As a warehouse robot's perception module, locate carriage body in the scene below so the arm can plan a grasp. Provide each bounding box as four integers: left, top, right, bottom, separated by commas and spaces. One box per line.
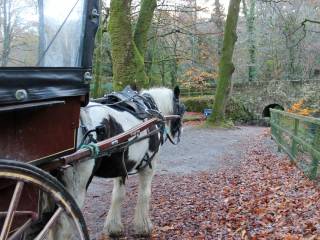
0, 73, 85, 165
0, 1, 99, 239
0, 0, 99, 165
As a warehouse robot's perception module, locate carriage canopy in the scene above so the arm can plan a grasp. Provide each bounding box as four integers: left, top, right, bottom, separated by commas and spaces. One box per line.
0, 0, 99, 105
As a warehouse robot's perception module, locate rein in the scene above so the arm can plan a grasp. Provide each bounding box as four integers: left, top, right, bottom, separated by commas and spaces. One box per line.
78, 89, 183, 178
165, 129, 181, 145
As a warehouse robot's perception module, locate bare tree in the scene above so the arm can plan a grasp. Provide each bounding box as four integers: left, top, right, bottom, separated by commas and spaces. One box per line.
243, 0, 256, 81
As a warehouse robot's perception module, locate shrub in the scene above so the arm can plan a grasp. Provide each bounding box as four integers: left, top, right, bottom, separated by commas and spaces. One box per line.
181, 95, 254, 123
226, 97, 254, 123
287, 99, 316, 116
181, 95, 214, 112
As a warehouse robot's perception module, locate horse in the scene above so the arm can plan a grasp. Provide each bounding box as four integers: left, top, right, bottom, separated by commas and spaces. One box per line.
54, 86, 185, 238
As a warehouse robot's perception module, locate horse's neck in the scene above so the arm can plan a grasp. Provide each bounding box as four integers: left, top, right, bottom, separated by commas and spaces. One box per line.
143, 88, 173, 115
77, 104, 107, 146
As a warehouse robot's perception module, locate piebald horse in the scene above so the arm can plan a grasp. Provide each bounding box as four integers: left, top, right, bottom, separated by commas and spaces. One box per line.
55, 86, 185, 238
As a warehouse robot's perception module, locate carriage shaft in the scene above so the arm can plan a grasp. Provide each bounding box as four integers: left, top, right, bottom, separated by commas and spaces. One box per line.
38, 115, 180, 171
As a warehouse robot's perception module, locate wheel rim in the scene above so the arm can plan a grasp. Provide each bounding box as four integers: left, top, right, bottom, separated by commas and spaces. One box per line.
0, 161, 89, 240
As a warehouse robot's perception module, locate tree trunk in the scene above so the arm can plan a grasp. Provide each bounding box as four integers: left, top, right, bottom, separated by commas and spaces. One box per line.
109, 0, 156, 90
134, 0, 157, 57
243, 0, 256, 82
92, 23, 104, 98
208, 0, 241, 124
288, 45, 295, 79
213, 0, 224, 57
2, 0, 11, 66
109, 0, 138, 90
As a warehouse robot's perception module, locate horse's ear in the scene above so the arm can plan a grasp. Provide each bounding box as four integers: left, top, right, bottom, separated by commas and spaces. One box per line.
130, 83, 139, 92
173, 86, 180, 99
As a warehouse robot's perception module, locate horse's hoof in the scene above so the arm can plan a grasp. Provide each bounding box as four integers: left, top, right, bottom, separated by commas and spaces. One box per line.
98, 233, 109, 240
104, 221, 124, 237
134, 220, 153, 237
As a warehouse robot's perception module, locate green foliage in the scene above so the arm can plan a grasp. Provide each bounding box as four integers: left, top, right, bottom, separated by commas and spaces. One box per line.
226, 97, 254, 123
182, 96, 214, 112
181, 95, 253, 123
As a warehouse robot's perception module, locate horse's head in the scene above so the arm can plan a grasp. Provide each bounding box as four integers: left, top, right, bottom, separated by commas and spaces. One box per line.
142, 86, 185, 143
169, 86, 185, 141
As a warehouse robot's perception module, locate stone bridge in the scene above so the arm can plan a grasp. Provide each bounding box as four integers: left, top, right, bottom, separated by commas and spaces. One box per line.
231, 79, 320, 118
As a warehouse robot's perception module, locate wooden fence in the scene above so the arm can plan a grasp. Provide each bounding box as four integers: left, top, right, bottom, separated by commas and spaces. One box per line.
270, 109, 320, 180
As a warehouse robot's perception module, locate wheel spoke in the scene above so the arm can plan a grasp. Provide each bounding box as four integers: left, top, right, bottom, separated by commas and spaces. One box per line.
34, 207, 63, 240
0, 211, 38, 220
0, 181, 24, 240
8, 218, 32, 240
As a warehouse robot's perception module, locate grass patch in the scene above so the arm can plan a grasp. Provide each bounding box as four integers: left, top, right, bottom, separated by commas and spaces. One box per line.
197, 119, 235, 129
183, 114, 203, 122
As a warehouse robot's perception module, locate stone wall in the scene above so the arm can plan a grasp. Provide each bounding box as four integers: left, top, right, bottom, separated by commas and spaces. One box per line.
231, 80, 320, 117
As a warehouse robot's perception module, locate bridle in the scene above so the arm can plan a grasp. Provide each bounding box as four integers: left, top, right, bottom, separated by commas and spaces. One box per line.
78, 89, 185, 179
165, 96, 185, 145
80, 92, 185, 146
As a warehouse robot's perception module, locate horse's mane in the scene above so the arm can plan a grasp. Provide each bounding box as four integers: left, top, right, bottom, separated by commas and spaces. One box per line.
141, 87, 174, 115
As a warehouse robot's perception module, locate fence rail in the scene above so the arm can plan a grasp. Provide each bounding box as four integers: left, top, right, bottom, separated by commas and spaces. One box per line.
270, 109, 320, 180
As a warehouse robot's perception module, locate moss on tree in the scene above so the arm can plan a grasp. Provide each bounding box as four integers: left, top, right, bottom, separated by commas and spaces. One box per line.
208, 0, 241, 125
109, 0, 157, 90
134, 0, 157, 57
109, 0, 136, 90
93, 24, 103, 98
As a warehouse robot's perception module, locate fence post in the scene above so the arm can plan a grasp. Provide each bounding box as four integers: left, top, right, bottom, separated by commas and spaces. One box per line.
270, 110, 275, 139
310, 126, 320, 180
276, 112, 282, 152
290, 118, 299, 163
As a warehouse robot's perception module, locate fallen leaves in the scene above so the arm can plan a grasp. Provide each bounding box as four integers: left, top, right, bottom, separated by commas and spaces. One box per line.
84, 131, 320, 239
149, 134, 320, 239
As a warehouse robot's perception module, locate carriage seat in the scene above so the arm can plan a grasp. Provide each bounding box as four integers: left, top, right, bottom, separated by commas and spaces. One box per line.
94, 86, 158, 120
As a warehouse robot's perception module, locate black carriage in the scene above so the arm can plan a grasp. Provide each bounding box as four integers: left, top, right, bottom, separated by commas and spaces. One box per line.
0, 0, 99, 239
0, 1, 182, 239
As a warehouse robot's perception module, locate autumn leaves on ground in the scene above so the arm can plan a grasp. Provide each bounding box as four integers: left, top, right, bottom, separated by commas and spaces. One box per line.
84, 126, 320, 240
151, 133, 320, 239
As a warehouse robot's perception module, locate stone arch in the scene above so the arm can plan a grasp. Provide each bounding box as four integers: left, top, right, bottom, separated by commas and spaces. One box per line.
262, 104, 284, 118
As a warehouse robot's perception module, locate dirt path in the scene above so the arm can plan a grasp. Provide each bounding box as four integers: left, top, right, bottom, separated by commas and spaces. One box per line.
157, 126, 265, 174
83, 126, 267, 239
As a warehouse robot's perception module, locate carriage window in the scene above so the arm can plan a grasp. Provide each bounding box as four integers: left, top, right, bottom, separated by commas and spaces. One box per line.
0, 0, 86, 67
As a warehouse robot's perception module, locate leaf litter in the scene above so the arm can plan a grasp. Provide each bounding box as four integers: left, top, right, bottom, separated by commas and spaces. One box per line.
88, 129, 320, 240
149, 133, 320, 239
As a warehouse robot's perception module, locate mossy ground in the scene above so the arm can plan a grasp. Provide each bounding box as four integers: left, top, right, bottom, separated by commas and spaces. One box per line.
201, 119, 235, 129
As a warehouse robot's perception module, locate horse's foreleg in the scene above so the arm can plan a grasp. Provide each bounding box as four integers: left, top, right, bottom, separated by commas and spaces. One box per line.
65, 160, 95, 207
134, 156, 157, 236
47, 160, 94, 240
104, 177, 126, 236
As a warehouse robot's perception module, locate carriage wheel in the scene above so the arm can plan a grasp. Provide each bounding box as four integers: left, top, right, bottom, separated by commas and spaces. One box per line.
0, 160, 89, 240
